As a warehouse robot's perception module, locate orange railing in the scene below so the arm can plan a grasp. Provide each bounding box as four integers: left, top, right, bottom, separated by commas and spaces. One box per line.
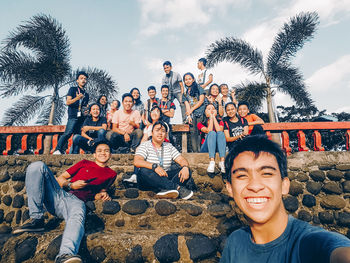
0, 122, 349, 155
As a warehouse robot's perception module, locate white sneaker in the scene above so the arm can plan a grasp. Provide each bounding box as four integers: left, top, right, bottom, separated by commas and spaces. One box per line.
123, 174, 137, 184
207, 161, 215, 173
219, 161, 225, 173
53, 150, 61, 155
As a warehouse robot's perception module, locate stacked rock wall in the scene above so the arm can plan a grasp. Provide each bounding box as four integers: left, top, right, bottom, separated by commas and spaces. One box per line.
0, 152, 349, 262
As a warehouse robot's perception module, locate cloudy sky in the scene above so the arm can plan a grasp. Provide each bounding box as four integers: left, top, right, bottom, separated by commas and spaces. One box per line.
0, 0, 349, 124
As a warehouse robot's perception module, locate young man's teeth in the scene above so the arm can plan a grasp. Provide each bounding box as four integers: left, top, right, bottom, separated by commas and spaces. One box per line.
246, 198, 267, 204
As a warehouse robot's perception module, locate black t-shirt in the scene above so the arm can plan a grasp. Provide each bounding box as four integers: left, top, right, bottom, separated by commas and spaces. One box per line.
67, 86, 89, 119
223, 116, 248, 150
158, 99, 176, 123
82, 116, 107, 138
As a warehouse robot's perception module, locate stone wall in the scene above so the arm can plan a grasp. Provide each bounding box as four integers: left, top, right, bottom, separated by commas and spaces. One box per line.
0, 152, 349, 262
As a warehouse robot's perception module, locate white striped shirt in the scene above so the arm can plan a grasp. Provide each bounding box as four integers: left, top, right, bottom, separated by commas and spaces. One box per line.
136, 140, 180, 171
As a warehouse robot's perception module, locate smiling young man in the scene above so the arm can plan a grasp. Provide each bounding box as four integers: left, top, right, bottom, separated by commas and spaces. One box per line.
221, 135, 350, 263
134, 121, 194, 200
13, 141, 117, 263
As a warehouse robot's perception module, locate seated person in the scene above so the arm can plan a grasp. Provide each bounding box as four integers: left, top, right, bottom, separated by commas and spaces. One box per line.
198, 104, 226, 173
141, 105, 170, 143
158, 84, 176, 124
206, 83, 224, 117
97, 95, 108, 118
223, 102, 248, 152
108, 93, 143, 153
13, 141, 117, 263
106, 99, 120, 130
221, 135, 350, 262
71, 103, 107, 154
237, 101, 265, 135
144, 86, 160, 126
134, 121, 194, 200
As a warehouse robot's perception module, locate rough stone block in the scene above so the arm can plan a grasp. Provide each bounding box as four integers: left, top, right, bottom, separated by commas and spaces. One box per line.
115, 219, 125, 227
122, 200, 148, 215
342, 181, 350, 193
22, 209, 30, 223
0, 209, 4, 223
15, 237, 38, 263
11, 171, 26, 181
319, 211, 334, 224
155, 200, 177, 216
0, 170, 10, 183
322, 182, 342, 195
46, 235, 62, 260
153, 234, 180, 262
2, 184, 9, 194
124, 188, 139, 199
12, 195, 24, 208
283, 196, 298, 212
5, 211, 15, 223
64, 159, 74, 165
295, 172, 309, 182
298, 210, 312, 222
313, 215, 320, 224
125, 245, 144, 263
302, 194, 316, 207
7, 159, 16, 166
90, 246, 106, 263
321, 196, 346, 210
337, 212, 350, 226
208, 203, 231, 217
180, 204, 203, 216
15, 210, 22, 224
309, 170, 325, 181
336, 164, 350, 171
306, 181, 322, 195
13, 182, 25, 192
289, 181, 304, 196
345, 171, 350, 180
327, 170, 343, 181
0, 223, 12, 234
85, 201, 96, 211
102, 201, 121, 215
318, 164, 334, 170
186, 234, 216, 261
3, 195, 12, 206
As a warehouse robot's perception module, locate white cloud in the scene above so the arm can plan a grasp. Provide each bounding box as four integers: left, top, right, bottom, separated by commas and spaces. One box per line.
138, 0, 248, 36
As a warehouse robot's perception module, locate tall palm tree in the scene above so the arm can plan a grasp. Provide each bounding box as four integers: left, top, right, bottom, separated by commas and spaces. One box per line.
0, 14, 118, 126
206, 12, 319, 123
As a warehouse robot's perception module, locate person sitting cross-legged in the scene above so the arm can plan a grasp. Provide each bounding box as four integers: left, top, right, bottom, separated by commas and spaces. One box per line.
13, 141, 117, 263
71, 103, 107, 154
134, 121, 194, 200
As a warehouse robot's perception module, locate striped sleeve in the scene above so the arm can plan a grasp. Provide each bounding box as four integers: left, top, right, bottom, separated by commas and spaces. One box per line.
135, 141, 149, 159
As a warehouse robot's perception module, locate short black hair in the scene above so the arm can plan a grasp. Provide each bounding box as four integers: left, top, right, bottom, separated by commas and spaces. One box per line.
225, 102, 236, 111
151, 120, 169, 133
224, 135, 288, 183
238, 101, 249, 109
163, 61, 172, 67
147, 86, 156, 92
92, 140, 111, 153
198, 58, 207, 66
208, 83, 220, 95
161, 85, 169, 91
122, 93, 133, 102
76, 71, 89, 80
89, 103, 100, 112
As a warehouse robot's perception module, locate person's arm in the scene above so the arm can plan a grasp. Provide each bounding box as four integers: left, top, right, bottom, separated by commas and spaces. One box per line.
134, 155, 168, 177
95, 189, 111, 201
174, 155, 190, 183
330, 247, 350, 263
248, 114, 265, 126
56, 171, 87, 190
129, 111, 141, 129
224, 129, 245, 142
201, 74, 213, 89
216, 97, 224, 117
189, 94, 205, 114
179, 81, 184, 94
213, 118, 223, 132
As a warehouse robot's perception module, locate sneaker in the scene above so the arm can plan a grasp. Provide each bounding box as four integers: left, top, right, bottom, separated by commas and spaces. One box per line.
55, 254, 82, 263
123, 174, 137, 184
53, 150, 61, 155
207, 161, 215, 173
156, 189, 179, 199
219, 161, 225, 173
12, 218, 45, 234
178, 187, 193, 200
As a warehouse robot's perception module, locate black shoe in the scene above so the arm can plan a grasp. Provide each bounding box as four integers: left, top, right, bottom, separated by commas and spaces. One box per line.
178, 187, 194, 200
12, 218, 45, 234
55, 254, 82, 263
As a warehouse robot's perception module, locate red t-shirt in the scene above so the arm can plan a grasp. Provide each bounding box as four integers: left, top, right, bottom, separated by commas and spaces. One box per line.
197, 120, 224, 145
66, 160, 117, 202
243, 114, 259, 134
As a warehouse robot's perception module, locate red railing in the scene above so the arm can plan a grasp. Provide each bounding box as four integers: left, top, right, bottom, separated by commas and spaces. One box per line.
0, 122, 349, 155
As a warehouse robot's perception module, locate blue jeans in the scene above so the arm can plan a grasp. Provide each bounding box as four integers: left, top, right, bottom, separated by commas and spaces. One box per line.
56, 117, 84, 152
26, 161, 86, 257
71, 129, 106, 154
171, 91, 186, 123
200, 131, 226, 158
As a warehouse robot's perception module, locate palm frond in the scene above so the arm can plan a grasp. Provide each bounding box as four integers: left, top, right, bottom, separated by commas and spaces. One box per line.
267, 12, 319, 74
206, 37, 264, 75
75, 67, 118, 103
1, 95, 46, 126
234, 82, 267, 112
36, 96, 66, 125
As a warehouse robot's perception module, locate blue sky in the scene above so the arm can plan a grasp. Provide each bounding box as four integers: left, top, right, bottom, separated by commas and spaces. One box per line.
0, 0, 349, 124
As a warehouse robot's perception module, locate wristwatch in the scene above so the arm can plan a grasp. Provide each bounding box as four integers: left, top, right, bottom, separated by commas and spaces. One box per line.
67, 182, 72, 191
152, 163, 158, 171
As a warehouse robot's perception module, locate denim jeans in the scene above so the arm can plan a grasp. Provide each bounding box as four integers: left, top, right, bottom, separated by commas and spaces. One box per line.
137, 167, 192, 192
109, 129, 143, 150
189, 116, 200, 152
171, 91, 186, 123
200, 131, 226, 158
71, 129, 106, 154
25, 161, 86, 257
56, 117, 84, 152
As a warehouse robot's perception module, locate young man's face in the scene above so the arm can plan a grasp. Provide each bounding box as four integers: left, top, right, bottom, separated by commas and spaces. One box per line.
163, 65, 172, 74
226, 151, 290, 225
94, 144, 111, 164
76, 74, 87, 88
161, 88, 169, 99
122, 96, 134, 111
90, 105, 100, 118
197, 61, 203, 70
238, 105, 249, 118
148, 90, 156, 99
152, 124, 167, 144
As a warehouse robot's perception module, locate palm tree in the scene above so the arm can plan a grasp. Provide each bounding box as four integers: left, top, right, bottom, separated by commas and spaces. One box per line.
206, 12, 319, 123
0, 14, 118, 153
